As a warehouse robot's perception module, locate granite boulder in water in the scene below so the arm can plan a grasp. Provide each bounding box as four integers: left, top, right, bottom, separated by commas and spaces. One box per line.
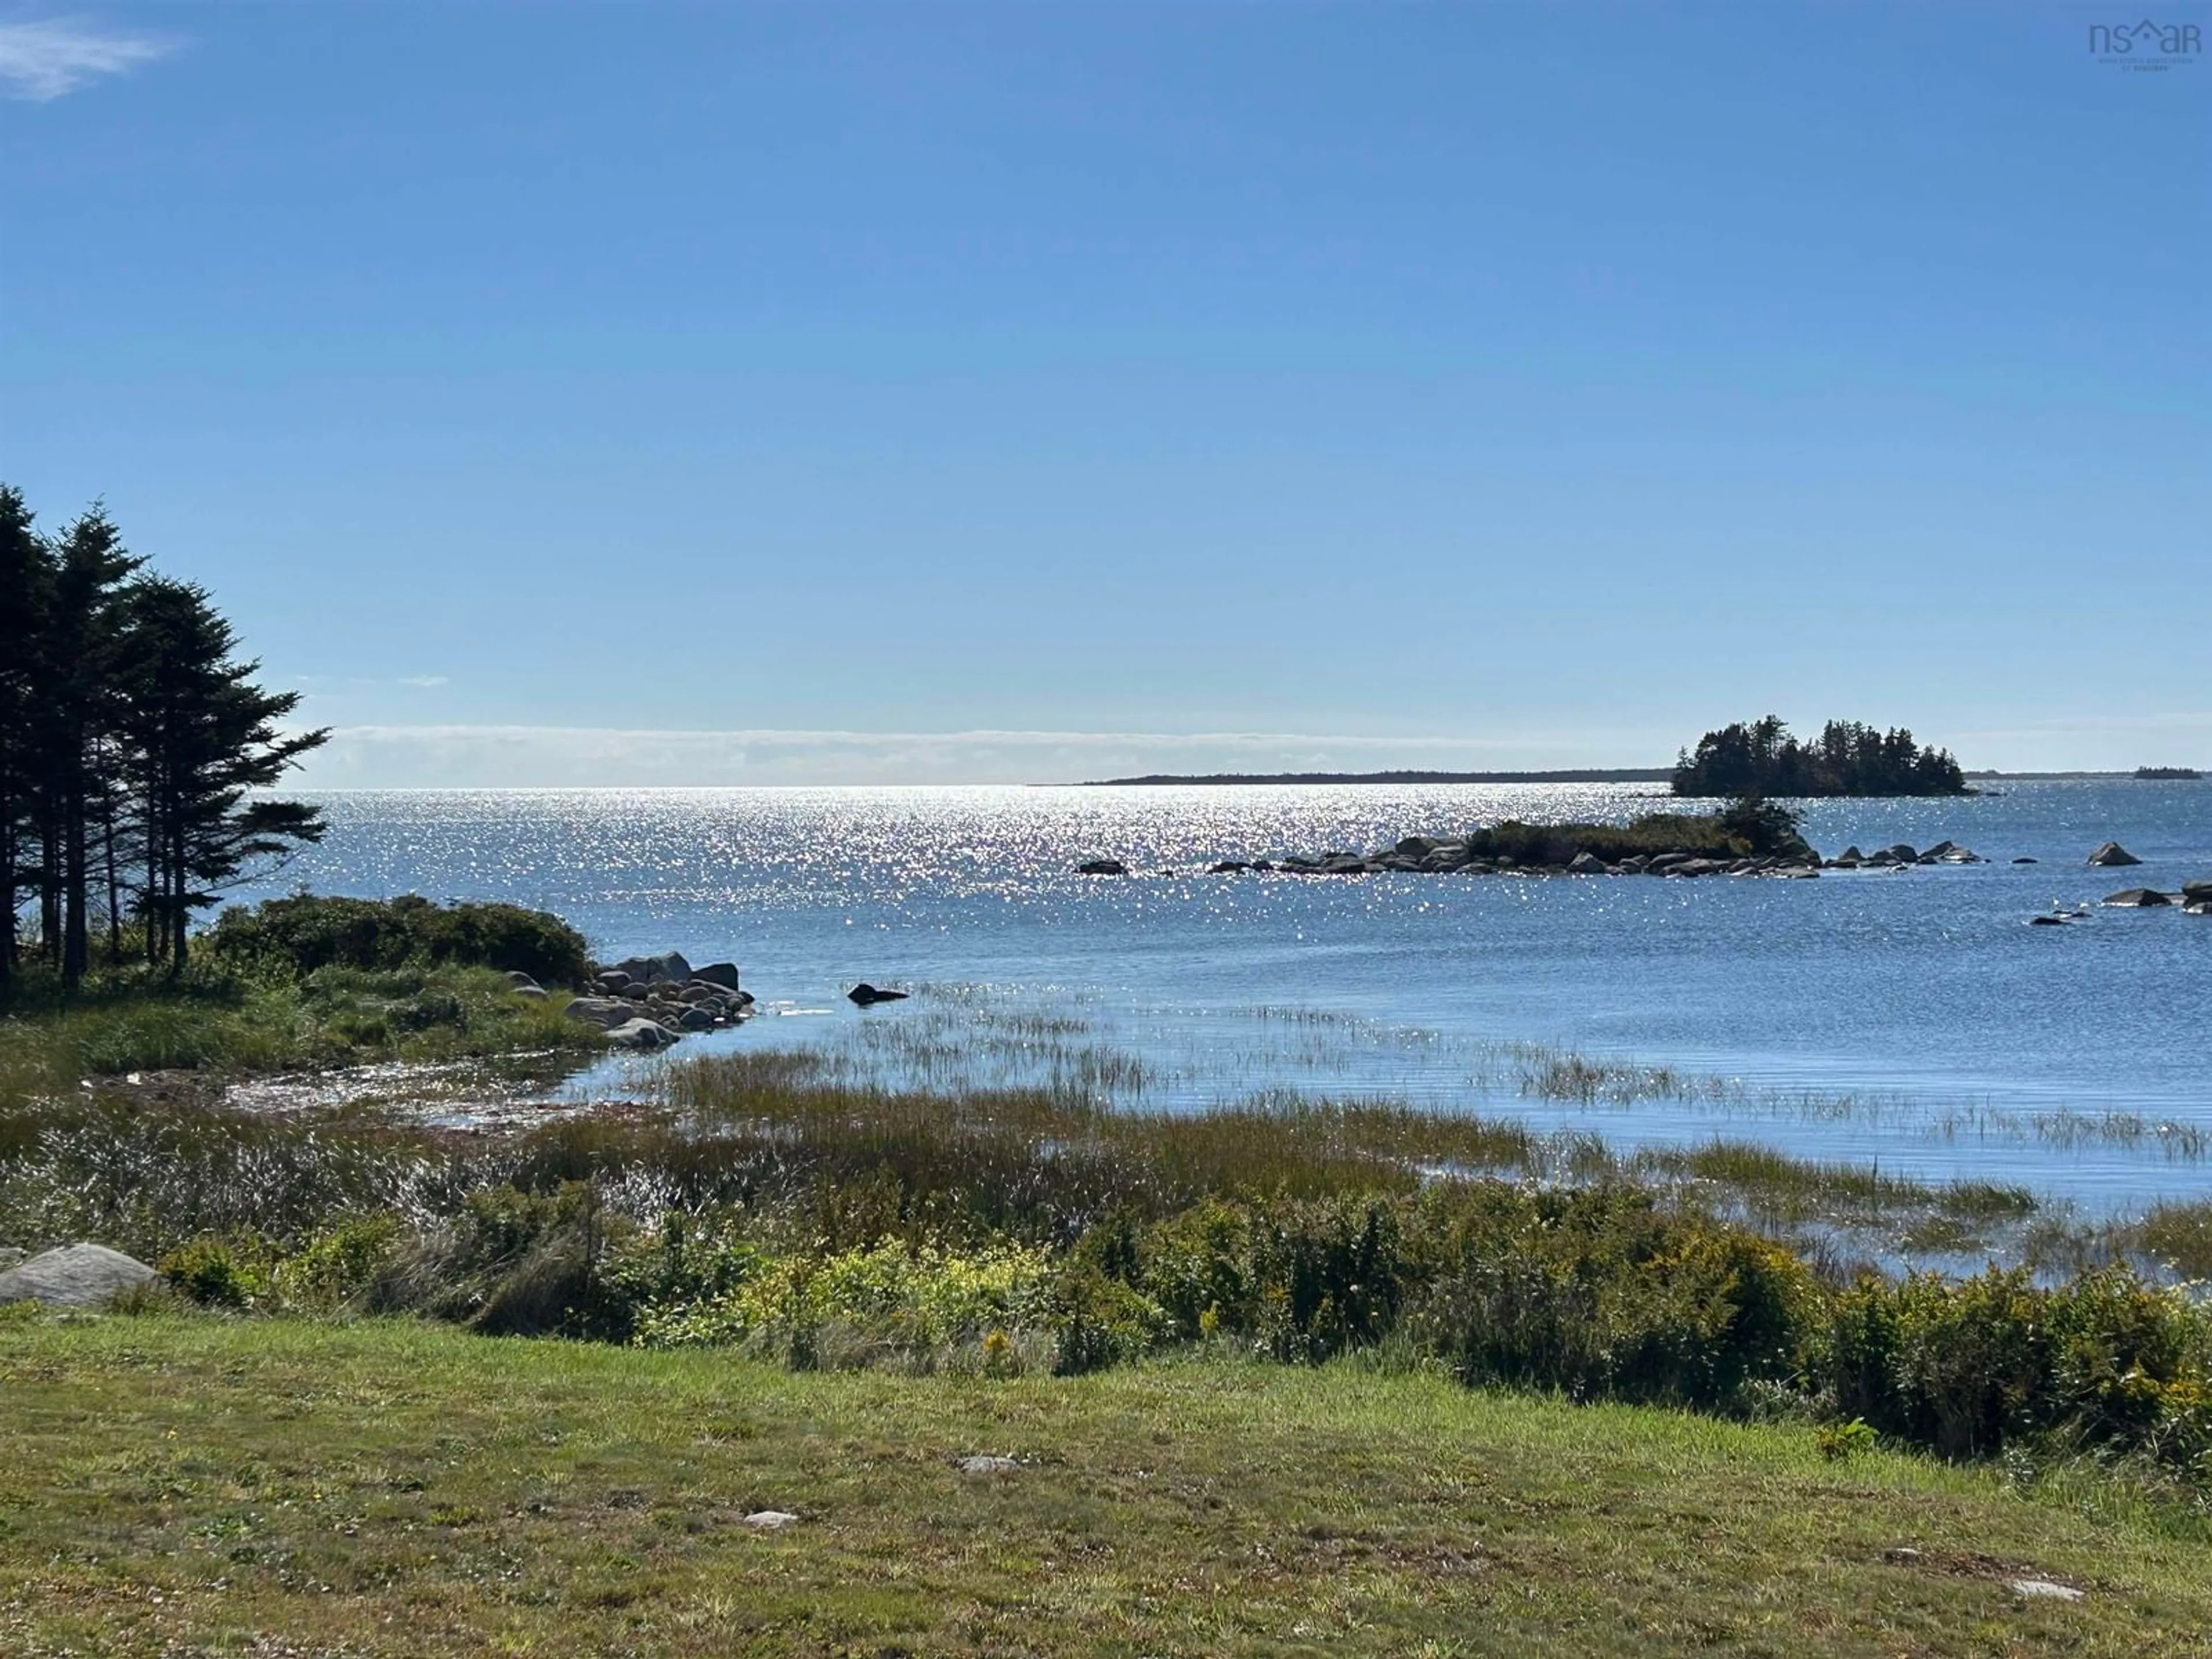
2102, 888, 2172, 908
847, 983, 909, 1006
2087, 842, 2142, 868
605, 1017, 680, 1050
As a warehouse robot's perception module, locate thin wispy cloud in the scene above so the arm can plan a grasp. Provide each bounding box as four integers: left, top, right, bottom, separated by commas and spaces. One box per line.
0, 17, 173, 101
397, 675, 450, 688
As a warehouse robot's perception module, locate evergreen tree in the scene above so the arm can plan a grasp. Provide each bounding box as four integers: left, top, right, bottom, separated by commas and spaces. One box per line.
38, 507, 142, 989
116, 577, 329, 969
0, 486, 328, 991
0, 487, 50, 996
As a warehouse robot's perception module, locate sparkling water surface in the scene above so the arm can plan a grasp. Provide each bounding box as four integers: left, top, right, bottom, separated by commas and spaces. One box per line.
237, 781, 2212, 1208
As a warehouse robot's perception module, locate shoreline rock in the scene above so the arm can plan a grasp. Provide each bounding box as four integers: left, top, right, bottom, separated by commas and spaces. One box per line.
568, 952, 756, 1048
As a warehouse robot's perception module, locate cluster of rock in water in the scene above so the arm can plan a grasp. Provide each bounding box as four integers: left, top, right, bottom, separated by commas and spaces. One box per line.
1077, 836, 2212, 921
1084, 836, 1830, 881
550, 950, 754, 1050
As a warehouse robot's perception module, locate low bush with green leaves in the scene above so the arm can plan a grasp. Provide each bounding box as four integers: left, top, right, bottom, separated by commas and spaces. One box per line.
203, 893, 590, 988
1825, 1266, 2212, 1467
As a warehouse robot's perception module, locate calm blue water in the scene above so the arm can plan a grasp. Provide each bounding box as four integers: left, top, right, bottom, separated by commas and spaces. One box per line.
237, 781, 2212, 1206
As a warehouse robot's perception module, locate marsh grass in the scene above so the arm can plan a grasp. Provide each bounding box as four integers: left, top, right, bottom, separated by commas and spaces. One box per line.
2138, 1199, 2212, 1279
0, 961, 599, 1098
740, 991, 2212, 1183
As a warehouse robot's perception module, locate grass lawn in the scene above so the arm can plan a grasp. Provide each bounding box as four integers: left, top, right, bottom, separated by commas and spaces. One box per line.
3, 1316, 2207, 1656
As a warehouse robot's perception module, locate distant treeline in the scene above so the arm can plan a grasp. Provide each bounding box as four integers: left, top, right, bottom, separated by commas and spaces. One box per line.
2135, 766, 2202, 781
1, 486, 328, 993
1088, 769, 1674, 786
1672, 717, 1966, 798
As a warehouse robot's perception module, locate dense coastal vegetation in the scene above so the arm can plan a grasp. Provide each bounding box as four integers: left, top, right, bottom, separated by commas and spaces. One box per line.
1673, 717, 1967, 798
7, 990, 2212, 1479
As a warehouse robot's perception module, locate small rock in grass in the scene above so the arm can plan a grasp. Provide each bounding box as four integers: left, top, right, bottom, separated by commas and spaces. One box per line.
958, 1455, 1021, 1476
1883, 1547, 1924, 1564
2010, 1578, 2084, 1602
741, 1510, 799, 1530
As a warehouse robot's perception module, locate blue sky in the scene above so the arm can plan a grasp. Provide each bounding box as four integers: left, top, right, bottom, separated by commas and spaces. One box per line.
2, 3, 2206, 785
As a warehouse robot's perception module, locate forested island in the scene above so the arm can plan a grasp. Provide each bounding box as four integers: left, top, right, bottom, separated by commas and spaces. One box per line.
2135, 766, 2202, 781
1090, 719, 1971, 798
1671, 716, 1967, 797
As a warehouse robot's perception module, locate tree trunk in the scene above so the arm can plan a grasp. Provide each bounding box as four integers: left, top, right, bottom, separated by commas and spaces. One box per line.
0, 805, 14, 997
39, 823, 59, 964
169, 819, 189, 972
102, 786, 122, 967
144, 800, 161, 966
62, 780, 88, 991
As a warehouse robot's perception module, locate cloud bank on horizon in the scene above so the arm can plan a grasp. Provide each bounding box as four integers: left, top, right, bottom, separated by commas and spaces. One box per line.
298, 715, 2212, 789
0, 17, 172, 100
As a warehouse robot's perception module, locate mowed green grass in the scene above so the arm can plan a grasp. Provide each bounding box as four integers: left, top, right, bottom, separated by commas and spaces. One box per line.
2, 1317, 2208, 1658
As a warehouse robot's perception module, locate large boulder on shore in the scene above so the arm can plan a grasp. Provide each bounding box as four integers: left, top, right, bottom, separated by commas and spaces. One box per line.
605, 1017, 679, 1051
0, 1243, 159, 1308
562, 995, 639, 1029
608, 951, 692, 986
691, 961, 742, 993
2088, 842, 2142, 868
1567, 851, 1609, 875
2181, 881, 2212, 906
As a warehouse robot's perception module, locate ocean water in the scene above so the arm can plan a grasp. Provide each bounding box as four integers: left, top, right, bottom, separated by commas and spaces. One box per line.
237, 781, 2212, 1208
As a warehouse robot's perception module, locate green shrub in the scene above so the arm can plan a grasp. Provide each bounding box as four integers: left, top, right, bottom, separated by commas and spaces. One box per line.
1048, 1262, 1169, 1375
1816, 1418, 1877, 1461
1255, 1195, 1410, 1363
205, 895, 590, 987
160, 1234, 274, 1308
1824, 1267, 2212, 1463
1141, 1199, 1259, 1339
635, 1239, 1059, 1370
276, 1214, 403, 1313
1410, 1187, 1821, 1411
